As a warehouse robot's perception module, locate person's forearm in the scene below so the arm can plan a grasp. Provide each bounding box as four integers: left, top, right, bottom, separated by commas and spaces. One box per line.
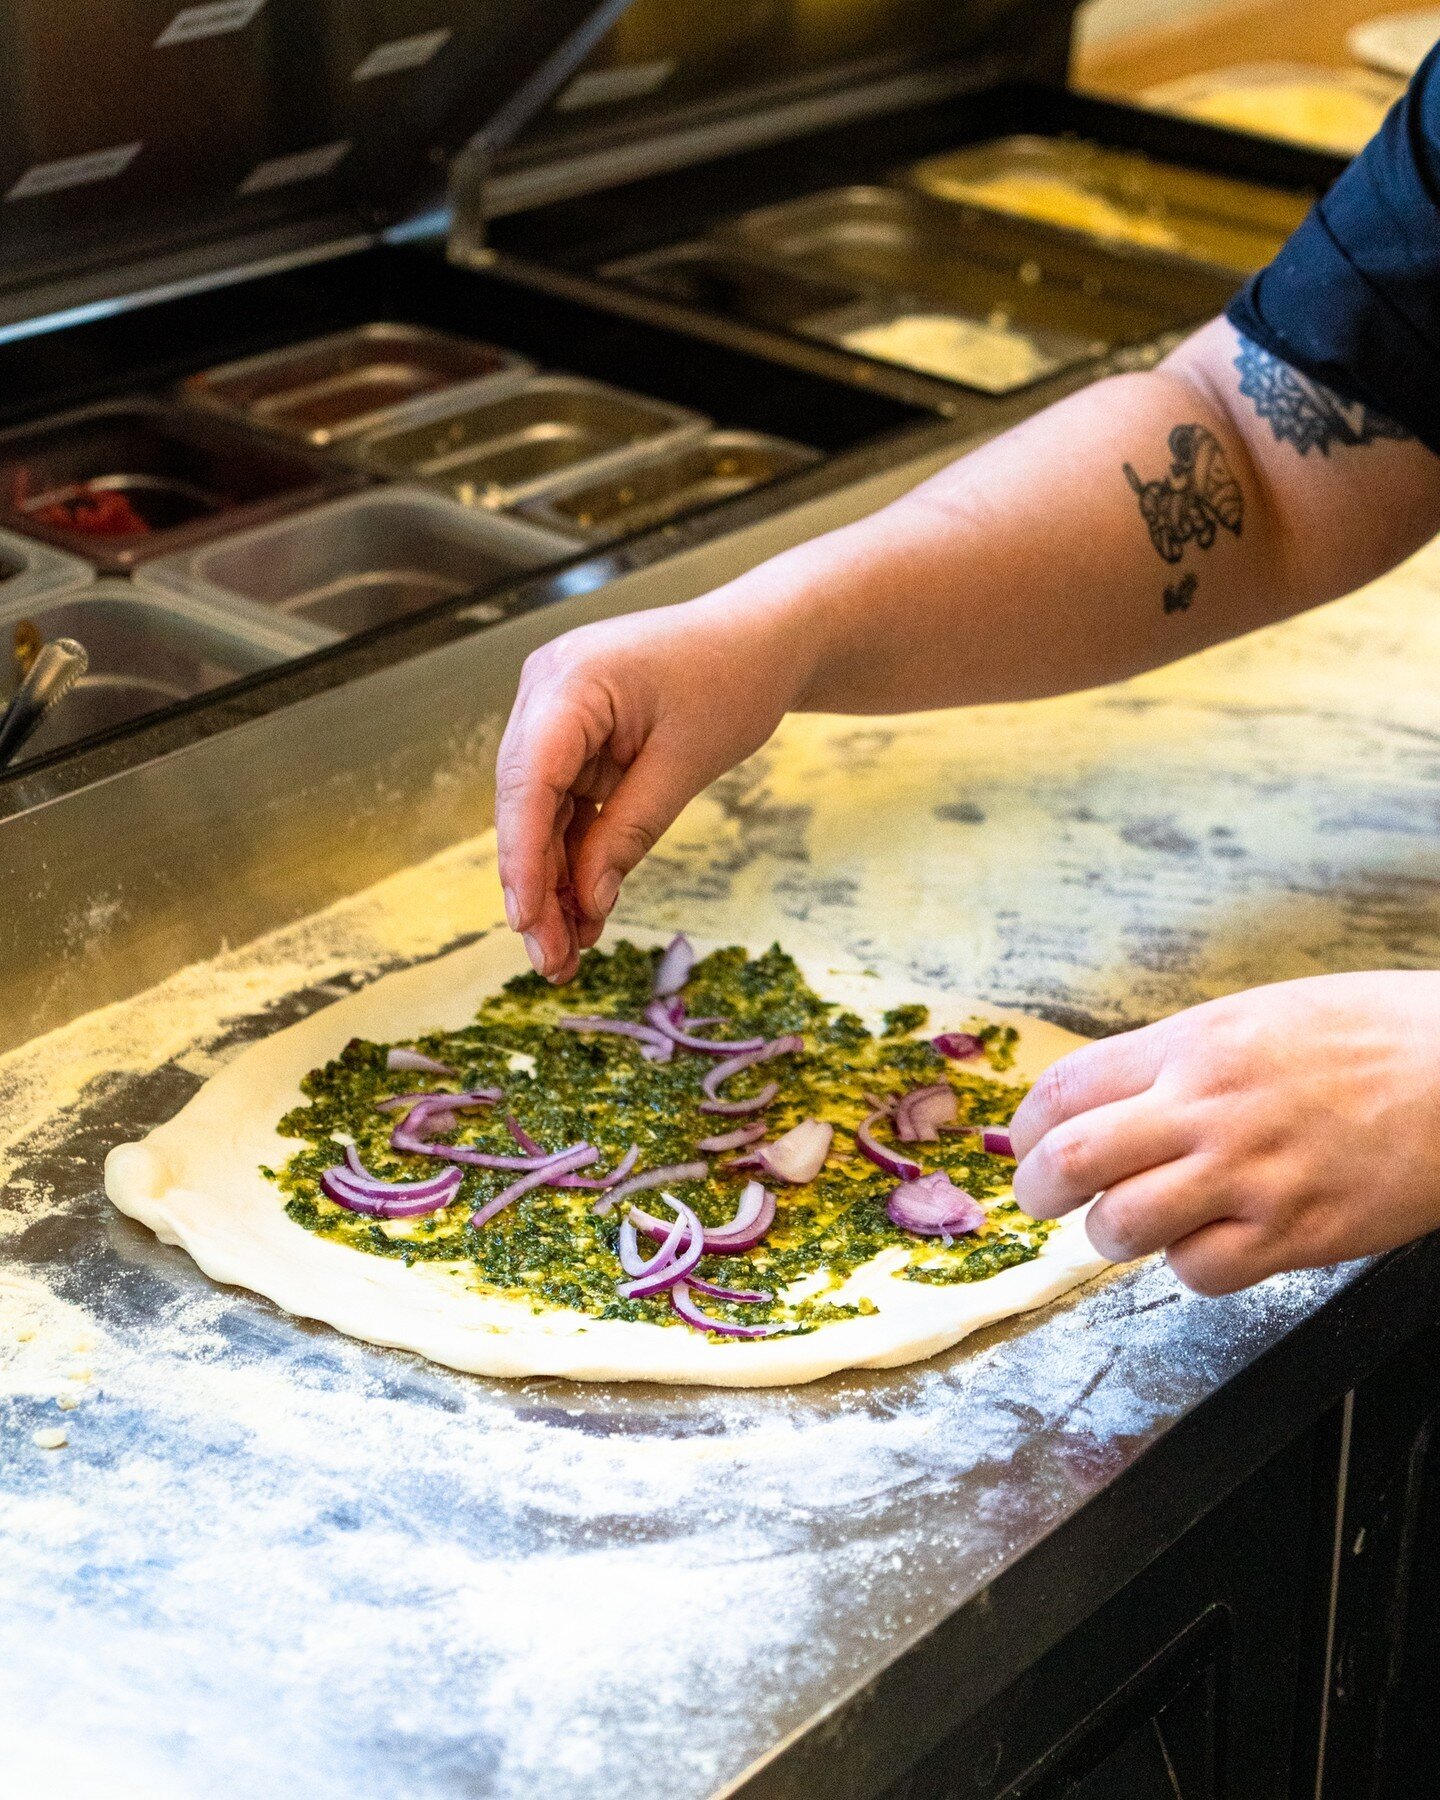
684, 319, 1440, 717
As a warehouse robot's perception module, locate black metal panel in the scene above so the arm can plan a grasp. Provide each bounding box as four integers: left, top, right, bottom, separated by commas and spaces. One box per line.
0, 0, 625, 321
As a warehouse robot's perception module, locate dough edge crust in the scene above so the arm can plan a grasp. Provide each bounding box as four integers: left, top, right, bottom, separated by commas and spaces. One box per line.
105, 926, 1111, 1387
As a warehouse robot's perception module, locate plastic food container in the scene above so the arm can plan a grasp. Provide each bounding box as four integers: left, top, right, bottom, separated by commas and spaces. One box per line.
0, 526, 96, 606
0, 578, 328, 766
1143, 63, 1403, 155
0, 399, 358, 574
355, 375, 710, 510
180, 323, 532, 447
906, 135, 1312, 275
515, 430, 821, 544
143, 487, 577, 637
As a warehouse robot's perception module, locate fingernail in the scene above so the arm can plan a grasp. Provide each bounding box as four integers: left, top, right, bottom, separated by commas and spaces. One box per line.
503, 887, 520, 931
522, 932, 548, 976
593, 869, 621, 916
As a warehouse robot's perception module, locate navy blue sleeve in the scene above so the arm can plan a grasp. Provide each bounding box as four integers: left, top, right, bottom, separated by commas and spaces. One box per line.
1226, 43, 1440, 454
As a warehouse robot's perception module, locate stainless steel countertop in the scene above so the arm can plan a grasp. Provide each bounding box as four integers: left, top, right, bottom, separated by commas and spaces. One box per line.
5, 453, 1440, 1798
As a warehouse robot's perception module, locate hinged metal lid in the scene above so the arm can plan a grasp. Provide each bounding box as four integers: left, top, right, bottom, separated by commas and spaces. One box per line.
0, 0, 632, 331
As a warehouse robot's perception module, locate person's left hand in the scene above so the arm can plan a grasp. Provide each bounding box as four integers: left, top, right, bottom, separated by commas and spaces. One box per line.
1007, 971, 1440, 1294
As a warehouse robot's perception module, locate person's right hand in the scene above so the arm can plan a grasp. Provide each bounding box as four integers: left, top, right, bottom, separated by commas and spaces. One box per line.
495, 591, 805, 983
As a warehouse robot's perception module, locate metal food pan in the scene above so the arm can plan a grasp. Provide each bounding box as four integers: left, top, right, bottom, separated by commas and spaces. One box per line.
906, 135, 1310, 276
180, 323, 533, 447
723, 184, 1208, 352
0, 578, 328, 766
355, 375, 710, 511
0, 398, 358, 574
144, 487, 578, 638
515, 430, 821, 545
0, 525, 96, 605
601, 244, 866, 333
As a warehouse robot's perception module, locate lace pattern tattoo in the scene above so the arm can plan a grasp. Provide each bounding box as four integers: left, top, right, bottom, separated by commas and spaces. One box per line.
1234, 337, 1413, 455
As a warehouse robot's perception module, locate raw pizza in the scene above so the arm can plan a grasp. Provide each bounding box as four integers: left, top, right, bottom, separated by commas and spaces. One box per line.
106, 929, 1109, 1386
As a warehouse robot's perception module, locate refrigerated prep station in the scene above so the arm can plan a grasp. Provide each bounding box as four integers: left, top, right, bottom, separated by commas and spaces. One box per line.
3, 4, 1438, 1798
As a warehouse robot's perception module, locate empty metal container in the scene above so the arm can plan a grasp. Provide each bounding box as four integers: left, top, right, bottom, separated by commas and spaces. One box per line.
515, 430, 820, 545
0, 578, 328, 766
180, 323, 532, 446
0, 526, 96, 606
143, 487, 578, 638
355, 375, 710, 510
0, 399, 357, 574
603, 245, 868, 334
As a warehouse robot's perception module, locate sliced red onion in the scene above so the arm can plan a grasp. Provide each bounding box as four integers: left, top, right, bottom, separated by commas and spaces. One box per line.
632, 1180, 776, 1254
893, 1083, 958, 1143
855, 1109, 922, 1181
559, 1016, 674, 1061
642, 1000, 764, 1056
386, 1047, 455, 1076
321, 1167, 462, 1218
552, 1143, 640, 1192
618, 1200, 706, 1298
591, 1160, 708, 1218
687, 1276, 772, 1304
652, 934, 695, 998
933, 1031, 985, 1061
617, 1209, 682, 1279
887, 1170, 985, 1237
698, 1035, 803, 1115
389, 1091, 503, 1158
378, 1087, 500, 1115
980, 1127, 1015, 1158
470, 1144, 599, 1230
320, 1149, 463, 1219
728, 1118, 832, 1185
506, 1115, 545, 1156
697, 1122, 768, 1153
671, 1282, 778, 1338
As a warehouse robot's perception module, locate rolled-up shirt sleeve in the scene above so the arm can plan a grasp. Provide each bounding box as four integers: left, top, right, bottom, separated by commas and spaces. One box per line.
1226, 42, 1440, 453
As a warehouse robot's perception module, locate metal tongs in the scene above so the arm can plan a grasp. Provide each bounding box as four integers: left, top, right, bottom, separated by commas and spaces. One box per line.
0, 624, 88, 769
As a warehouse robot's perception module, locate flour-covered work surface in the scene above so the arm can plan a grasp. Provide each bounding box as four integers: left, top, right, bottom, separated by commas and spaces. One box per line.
8, 530, 1440, 1794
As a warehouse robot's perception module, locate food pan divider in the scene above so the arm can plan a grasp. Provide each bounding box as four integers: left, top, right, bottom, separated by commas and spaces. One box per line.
0, 527, 97, 606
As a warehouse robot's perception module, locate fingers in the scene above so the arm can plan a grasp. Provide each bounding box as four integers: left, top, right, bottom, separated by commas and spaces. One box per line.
1165, 1218, 1273, 1296
496, 688, 603, 934
1009, 1023, 1169, 1159
568, 729, 710, 922
1082, 1155, 1227, 1261
1012, 1091, 1193, 1219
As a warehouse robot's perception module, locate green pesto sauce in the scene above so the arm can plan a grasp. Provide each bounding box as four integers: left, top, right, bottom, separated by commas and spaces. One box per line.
271, 941, 1052, 1337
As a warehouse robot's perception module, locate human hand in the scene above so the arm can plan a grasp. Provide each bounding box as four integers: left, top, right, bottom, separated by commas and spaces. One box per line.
1008, 972, 1440, 1293
495, 591, 806, 982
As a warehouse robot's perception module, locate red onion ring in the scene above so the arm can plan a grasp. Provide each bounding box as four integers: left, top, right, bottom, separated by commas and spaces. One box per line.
886, 1170, 984, 1237
642, 1001, 765, 1056
505, 1116, 545, 1155
687, 1277, 772, 1304
631, 1180, 776, 1253
470, 1144, 599, 1230
671, 1282, 778, 1338
855, 1109, 922, 1181
893, 1083, 958, 1143
980, 1127, 1015, 1157
559, 1016, 674, 1062
933, 1031, 985, 1061
618, 1200, 706, 1298
652, 934, 695, 998
726, 1118, 832, 1184
590, 1160, 707, 1218
552, 1143, 640, 1191
697, 1122, 768, 1153
386, 1047, 456, 1076
698, 1034, 802, 1115
321, 1167, 462, 1218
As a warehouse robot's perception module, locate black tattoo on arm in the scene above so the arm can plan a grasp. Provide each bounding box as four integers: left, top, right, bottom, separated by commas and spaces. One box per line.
1234, 337, 1413, 455
1123, 423, 1244, 612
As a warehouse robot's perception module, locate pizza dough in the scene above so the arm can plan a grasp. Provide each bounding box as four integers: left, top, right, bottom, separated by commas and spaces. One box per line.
105, 927, 1110, 1387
